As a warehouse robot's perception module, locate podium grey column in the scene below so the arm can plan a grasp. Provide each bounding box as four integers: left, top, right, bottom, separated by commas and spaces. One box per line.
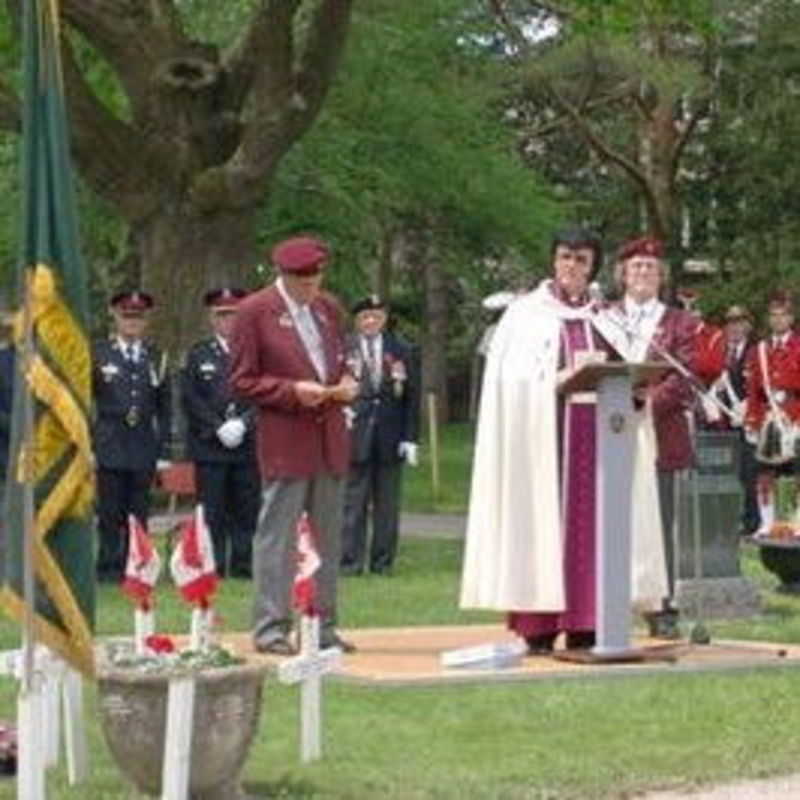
594, 373, 636, 655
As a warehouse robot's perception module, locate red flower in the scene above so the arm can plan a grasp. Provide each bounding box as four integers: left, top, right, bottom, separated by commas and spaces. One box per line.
144, 634, 176, 654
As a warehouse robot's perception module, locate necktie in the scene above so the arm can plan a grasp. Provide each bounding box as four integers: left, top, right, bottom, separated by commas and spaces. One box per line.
296, 306, 326, 380
364, 336, 377, 388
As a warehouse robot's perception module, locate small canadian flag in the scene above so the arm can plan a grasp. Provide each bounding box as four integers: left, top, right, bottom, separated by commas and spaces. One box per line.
293, 512, 321, 616
170, 504, 218, 606
121, 515, 161, 607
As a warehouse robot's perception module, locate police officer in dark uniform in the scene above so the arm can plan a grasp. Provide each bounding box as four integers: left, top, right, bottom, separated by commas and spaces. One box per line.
93, 290, 171, 581
181, 288, 260, 578
340, 295, 420, 575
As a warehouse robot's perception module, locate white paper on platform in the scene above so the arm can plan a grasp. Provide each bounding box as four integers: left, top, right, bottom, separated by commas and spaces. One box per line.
441, 641, 527, 670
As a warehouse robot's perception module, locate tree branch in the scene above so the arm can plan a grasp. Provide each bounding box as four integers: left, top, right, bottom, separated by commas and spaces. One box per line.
526, 87, 631, 138
61, 0, 186, 119
209, 0, 354, 209
670, 96, 710, 182
224, 0, 301, 111
547, 83, 662, 218
293, 0, 355, 128
57, 30, 167, 221
485, 0, 536, 56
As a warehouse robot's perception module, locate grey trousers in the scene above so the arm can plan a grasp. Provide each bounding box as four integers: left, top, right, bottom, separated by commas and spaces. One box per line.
252, 472, 344, 645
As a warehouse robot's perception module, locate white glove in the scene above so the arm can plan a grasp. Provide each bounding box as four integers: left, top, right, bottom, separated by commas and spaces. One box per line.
216, 418, 246, 449
398, 441, 419, 467
156, 459, 172, 472
343, 406, 356, 430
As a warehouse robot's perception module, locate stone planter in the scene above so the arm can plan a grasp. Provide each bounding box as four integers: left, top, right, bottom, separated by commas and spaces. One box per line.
754, 539, 800, 593
97, 657, 269, 799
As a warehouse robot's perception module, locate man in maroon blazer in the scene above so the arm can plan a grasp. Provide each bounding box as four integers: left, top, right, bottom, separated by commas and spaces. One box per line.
228, 235, 359, 655
613, 236, 696, 626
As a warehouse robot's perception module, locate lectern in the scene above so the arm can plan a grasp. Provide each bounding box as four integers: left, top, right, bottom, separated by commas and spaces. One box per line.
559, 361, 668, 659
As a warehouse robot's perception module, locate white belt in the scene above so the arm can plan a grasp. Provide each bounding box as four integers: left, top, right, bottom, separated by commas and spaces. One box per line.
568, 392, 596, 405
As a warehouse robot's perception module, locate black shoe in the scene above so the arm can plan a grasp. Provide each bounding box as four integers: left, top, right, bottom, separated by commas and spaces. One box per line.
644, 609, 681, 640
321, 634, 357, 653
524, 633, 557, 655
565, 631, 596, 650
254, 637, 297, 656
370, 566, 392, 576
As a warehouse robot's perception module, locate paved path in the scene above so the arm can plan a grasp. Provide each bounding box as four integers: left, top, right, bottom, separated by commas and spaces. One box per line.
643, 775, 800, 799
399, 511, 465, 539
151, 508, 467, 538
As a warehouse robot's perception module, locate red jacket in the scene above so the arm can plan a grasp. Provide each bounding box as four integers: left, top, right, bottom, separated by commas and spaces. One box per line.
228, 284, 351, 479
646, 307, 697, 471
744, 332, 800, 430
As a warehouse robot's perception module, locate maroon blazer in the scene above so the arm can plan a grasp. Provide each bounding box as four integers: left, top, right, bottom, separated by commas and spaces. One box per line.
228, 284, 351, 480
646, 306, 697, 471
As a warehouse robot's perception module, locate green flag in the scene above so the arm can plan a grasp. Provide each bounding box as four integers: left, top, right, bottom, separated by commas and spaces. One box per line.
0, 0, 95, 678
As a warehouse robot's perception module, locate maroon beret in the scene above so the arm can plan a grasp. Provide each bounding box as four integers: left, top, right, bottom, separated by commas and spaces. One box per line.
270, 236, 329, 274
619, 236, 664, 261
110, 290, 154, 313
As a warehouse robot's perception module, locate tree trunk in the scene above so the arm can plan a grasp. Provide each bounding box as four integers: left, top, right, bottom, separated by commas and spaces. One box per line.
135, 208, 260, 359
420, 241, 450, 424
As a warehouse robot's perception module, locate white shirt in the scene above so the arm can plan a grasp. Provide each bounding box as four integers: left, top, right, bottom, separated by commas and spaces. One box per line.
117, 337, 141, 363
276, 278, 327, 381
361, 333, 383, 388
623, 296, 665, 363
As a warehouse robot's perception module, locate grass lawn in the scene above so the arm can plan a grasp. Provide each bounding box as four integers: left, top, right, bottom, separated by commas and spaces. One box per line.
0, 537, 799, 798
403, 422, 474, 513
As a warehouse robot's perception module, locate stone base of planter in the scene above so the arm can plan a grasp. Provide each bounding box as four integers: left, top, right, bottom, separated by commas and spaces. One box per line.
675, 576, 762, 619
97, 657, 270, 799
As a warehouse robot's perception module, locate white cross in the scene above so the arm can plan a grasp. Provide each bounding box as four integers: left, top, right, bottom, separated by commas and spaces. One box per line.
0, 646, 88, 798
277, 615, 341, 762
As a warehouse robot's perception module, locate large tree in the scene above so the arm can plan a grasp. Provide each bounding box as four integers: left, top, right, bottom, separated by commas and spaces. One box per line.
0, 0, 353, 350
488, 0, 719, 259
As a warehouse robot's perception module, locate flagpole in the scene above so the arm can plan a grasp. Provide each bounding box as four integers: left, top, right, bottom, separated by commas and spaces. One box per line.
17, 271, 45, 800
20, 273, 36, 694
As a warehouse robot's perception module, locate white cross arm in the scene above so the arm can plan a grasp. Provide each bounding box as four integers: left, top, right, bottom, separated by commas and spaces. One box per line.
277, 648, 341, 685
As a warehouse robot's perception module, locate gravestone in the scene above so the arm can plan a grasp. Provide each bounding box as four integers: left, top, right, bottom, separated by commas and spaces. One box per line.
674, 430, 761, 619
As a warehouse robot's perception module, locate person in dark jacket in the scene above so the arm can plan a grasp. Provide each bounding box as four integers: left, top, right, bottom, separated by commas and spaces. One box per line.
340, 296, 420, 576
181, 287, 260, 578
93, 290, 171, 581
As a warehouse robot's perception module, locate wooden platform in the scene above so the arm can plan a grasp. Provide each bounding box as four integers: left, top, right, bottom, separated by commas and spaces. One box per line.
219, 624, 800, 687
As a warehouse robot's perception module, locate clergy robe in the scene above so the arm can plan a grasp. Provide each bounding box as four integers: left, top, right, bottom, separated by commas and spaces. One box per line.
459, 281, 666, 630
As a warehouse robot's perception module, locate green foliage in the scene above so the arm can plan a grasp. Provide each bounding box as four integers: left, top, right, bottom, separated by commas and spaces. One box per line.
266, 0, 562, 302
0, 136, 18, 294
404, 421, 473, 513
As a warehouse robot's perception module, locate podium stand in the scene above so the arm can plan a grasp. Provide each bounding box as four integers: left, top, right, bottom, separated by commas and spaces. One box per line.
559, 361, 667, 659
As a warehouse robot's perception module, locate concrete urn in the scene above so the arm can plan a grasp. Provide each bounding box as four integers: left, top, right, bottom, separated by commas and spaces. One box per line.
97, 658, 269, 799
